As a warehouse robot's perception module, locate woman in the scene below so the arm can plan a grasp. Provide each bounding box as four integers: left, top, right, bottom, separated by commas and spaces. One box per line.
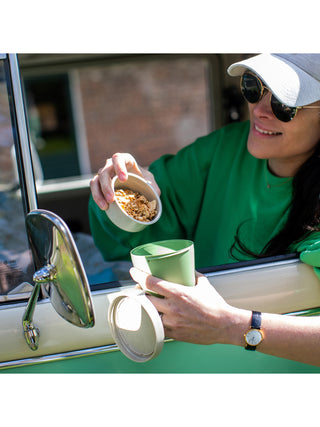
89, 54, 320, 366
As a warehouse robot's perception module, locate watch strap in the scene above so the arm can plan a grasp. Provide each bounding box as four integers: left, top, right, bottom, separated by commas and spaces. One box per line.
245, 343, 256, 351
245, 311, 262, 351
251, 311, 261, 329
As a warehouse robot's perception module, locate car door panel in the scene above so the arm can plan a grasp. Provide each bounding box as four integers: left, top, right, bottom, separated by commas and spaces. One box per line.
2, 258, 320, 372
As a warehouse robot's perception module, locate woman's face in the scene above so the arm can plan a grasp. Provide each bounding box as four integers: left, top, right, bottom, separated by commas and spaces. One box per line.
247, 91, 320, 177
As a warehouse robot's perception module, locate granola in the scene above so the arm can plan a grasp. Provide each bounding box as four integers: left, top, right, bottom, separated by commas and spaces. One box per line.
115, 189, 157, 222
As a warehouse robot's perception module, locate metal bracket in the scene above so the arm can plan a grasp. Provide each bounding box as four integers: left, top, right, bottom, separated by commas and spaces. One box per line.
22, 264, 57, 351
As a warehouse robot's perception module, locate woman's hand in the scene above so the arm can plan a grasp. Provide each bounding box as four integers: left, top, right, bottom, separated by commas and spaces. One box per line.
90, 152, 161, 210
130, 267, 245, 345
130, 267, 320, 366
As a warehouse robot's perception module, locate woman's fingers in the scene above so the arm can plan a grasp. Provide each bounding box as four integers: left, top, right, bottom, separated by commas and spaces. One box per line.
90, 159, 116, 208
90, 152, 161, 211
90, 172, 111, 210
112, 153, 142, 181
129, 267, 183, 298
90, 153, 140, 209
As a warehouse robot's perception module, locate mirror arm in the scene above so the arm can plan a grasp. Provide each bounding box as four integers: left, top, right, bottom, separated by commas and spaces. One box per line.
22, 264, 57, 351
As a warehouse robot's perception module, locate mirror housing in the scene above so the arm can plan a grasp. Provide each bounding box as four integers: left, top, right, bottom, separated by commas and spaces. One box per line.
23, 209, 95, 350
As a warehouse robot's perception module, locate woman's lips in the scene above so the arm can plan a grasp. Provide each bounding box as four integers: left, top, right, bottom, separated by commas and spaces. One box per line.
254, 123, 282, 136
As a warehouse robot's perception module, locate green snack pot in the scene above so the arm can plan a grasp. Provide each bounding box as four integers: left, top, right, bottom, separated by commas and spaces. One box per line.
130, 239, 195, 293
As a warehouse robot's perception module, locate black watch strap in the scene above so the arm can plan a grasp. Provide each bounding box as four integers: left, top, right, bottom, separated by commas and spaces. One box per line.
245, 311, 262, 351
251, 310, 261, 329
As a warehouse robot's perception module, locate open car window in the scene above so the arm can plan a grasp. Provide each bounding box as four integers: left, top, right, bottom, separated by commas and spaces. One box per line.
21, 54, 220, 288
2, 53, 278, 296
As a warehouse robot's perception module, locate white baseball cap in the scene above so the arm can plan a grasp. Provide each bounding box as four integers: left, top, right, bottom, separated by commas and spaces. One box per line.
227, 54, 320, 107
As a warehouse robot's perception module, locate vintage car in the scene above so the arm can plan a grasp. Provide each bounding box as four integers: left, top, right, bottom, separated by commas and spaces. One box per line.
1, 53, 320, 373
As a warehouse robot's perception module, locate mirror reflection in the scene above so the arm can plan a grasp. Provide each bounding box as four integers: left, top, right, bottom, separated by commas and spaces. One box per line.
26, 209, 95, 329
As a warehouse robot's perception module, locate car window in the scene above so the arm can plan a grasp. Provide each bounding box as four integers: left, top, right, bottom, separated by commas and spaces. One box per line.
16, 54, 248, 290
0, 54, 251, 301
21, 55, 216, 287
0, 60, 34, 301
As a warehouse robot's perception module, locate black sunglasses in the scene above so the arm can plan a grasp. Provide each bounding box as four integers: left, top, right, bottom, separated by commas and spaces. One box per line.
240, 72, 320, 122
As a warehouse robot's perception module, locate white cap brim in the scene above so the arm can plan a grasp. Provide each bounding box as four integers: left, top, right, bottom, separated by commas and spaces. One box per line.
227, 54, 320, 107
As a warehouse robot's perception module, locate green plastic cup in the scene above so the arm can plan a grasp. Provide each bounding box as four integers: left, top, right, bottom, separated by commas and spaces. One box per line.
130, 240, 195, 294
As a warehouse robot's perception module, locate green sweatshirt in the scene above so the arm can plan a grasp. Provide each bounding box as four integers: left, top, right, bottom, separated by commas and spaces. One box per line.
88, 121, 320, 272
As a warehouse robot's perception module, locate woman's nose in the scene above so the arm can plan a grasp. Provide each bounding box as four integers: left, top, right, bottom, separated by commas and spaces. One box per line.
252, 91, 274, 118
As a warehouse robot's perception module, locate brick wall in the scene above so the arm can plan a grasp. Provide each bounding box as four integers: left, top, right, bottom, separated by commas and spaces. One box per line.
78, 57, 211, 171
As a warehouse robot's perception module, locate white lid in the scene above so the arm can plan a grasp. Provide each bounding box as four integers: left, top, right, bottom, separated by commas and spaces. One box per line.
108, 289, 164, 362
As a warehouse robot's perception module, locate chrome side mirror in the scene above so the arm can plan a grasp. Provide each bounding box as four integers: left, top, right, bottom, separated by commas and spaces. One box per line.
23, 209, 95, 350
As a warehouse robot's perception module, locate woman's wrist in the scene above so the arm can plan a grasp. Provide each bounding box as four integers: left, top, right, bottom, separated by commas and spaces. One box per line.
214, 306, 252, 347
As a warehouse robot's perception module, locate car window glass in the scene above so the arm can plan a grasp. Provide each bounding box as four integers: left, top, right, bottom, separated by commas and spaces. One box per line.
0, 61, 34, 301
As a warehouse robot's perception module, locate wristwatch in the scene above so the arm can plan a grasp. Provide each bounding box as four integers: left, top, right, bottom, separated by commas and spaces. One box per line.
244, 311, 264, 350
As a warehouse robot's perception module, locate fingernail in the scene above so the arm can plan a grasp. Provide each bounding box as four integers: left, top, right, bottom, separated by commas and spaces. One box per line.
118, 171, 127, 181
106, 192, 114, 203
99, 201, 108, 210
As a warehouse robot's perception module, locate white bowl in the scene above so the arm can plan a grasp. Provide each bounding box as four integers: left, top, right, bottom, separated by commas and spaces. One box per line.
106, 173, 162, 232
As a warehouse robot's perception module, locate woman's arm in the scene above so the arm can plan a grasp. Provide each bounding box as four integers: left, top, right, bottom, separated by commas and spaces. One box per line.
130, 268, 320, 367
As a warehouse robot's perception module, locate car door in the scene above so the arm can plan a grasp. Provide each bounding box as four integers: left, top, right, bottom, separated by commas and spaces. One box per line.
1, 53, 320, 373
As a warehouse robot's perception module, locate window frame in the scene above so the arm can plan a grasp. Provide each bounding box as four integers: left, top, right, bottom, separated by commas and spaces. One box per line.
6, 54, 37, 214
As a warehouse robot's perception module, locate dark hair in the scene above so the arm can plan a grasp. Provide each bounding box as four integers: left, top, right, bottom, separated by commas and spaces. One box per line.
231, 140, 320, 260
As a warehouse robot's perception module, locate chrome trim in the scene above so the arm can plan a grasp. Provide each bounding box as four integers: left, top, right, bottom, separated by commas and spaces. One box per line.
205, 257, 300, 278
0, 344, 119, 370
0, 339, 174, 370
0, 291, 32, 303
8, 54, 37, 212
0, 298, 33, 310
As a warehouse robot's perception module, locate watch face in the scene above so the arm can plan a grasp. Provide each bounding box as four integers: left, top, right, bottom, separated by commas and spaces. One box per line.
245, 329, 263, 346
